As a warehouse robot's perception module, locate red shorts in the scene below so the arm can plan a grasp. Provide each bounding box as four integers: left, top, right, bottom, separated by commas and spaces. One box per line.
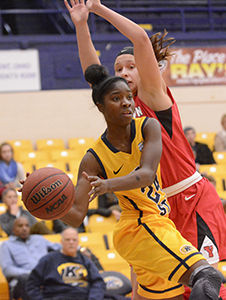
168, 177, 226, 263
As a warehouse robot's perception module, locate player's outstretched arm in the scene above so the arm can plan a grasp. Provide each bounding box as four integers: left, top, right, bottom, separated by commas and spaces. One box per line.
64, 0, 101, 74
85, 118, 162, 201
86, 0, 171, 110
60, 152, 101, 227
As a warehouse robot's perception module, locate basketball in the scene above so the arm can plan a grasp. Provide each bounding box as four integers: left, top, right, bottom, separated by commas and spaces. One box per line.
22, 167, 75, 220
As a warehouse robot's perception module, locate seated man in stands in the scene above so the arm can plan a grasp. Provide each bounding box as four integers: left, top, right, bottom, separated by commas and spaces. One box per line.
184, 126, 216, 165
26, 227, 106, 300
0, 216, 61, 300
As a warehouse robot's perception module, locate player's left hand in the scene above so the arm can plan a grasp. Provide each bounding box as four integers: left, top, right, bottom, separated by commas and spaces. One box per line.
82, 171, 109, 201
18, 172, 30, 193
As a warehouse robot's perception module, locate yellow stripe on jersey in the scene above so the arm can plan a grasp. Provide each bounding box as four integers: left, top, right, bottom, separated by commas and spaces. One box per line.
88, 117, 170, 217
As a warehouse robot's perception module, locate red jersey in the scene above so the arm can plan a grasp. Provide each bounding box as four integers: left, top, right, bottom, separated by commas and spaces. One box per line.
134, 88, 196, 188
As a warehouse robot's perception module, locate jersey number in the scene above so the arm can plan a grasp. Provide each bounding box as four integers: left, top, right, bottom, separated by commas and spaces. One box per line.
141, 176, 170, 216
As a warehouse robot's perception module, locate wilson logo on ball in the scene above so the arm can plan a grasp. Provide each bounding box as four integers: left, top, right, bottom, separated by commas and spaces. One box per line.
30, 179, 63, 204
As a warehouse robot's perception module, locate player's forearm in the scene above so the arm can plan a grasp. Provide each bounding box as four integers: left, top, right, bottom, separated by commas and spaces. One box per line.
75, 23, 101, 74
60, 200, 88, 228
93, 4, 147, 46
107, 168, 156, 193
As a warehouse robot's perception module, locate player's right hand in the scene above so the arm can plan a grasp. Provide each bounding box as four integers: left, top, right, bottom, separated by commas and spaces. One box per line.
64, 0, 89, 25
82, 171, 109, 201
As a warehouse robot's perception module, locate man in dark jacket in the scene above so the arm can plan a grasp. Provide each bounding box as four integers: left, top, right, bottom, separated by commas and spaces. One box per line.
26, 227, 106, 300
184, 126, 216, 165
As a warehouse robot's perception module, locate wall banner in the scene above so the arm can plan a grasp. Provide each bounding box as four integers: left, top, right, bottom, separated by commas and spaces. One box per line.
165, 47, 226, 86
0, 49, 41, 92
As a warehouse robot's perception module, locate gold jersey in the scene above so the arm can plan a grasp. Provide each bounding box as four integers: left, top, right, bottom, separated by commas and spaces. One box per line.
88, 117, 205, 299
88, 117, 170, 217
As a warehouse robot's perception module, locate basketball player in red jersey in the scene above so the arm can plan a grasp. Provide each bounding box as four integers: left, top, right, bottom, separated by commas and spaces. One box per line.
64, 0, 226, 298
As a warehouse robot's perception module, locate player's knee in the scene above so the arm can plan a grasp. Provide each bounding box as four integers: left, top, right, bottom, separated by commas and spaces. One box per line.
189, 265, 223, 300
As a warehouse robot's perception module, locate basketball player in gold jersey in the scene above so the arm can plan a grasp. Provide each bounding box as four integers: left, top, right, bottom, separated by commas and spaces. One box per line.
60, 65, 222, 300
59, 63, 223, 300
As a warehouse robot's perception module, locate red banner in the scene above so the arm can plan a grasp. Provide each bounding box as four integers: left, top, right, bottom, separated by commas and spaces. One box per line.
165, 47, 226, 86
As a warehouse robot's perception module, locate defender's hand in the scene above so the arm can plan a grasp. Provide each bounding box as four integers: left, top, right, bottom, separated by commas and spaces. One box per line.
86, 0, 102, 13
64, 0, 89, 25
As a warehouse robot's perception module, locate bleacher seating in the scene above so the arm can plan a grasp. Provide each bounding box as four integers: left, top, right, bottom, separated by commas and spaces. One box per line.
68, 137, 95, 156
7, 139, 33, 152
199, 163, 226, 195
218, 260, 226, 280
17, 150, 50, 165
213, 152, 226, 165
195, 132, 216, 151
218, 191, 226, 200
85, 215, 118, 233
7, 139, 34, 161
68, 159, 80, 173
199, 164, 226, 175
0, 204, 7, 215
50, 149, 83, 163
98, 249, 130, 278
36, 138, 65, 151
34, 161, 67, 172
21, 162, 34, 174
0, 268, 9, 300
6, 137, 95, 177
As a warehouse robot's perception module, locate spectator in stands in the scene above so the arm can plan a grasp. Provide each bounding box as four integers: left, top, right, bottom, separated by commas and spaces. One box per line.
0, 188, 53, 236
0, 187, 68, 236
0, 142, 25, 200
0, 188, 36, 235
184, 126, 216, 165
0, 216, 61, 300
215, 113, 226, 151
26, 227, 106, 300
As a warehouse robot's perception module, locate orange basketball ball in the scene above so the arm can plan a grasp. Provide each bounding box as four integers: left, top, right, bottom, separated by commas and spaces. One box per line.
22, 167, 75, 220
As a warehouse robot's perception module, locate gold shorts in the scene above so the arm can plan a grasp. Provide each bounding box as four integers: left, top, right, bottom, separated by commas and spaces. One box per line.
113, 212, 205, 299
